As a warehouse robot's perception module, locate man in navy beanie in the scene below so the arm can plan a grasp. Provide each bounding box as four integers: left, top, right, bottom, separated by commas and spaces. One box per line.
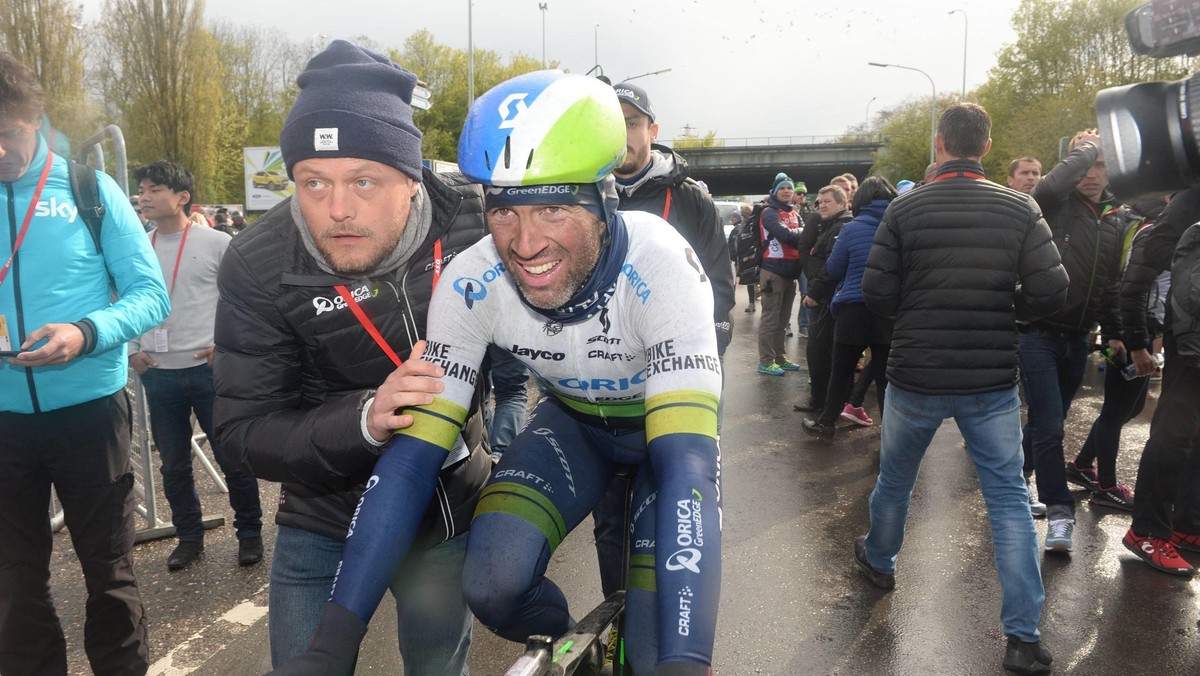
212, 40, 492, 673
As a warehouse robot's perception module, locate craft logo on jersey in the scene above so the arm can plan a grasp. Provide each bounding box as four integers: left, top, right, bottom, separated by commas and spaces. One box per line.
453, 262, 506, 309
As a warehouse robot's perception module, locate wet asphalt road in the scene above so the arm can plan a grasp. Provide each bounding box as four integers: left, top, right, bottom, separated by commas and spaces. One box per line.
49, 294, 1200, 675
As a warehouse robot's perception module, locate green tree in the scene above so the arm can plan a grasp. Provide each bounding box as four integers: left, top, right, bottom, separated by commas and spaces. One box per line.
673, 130, 722, 149
870, 94, 959, 183
976, 0, 1189, 175
393, 29, 546, 162
0, 0, 98, 146
96, 0, 224, 201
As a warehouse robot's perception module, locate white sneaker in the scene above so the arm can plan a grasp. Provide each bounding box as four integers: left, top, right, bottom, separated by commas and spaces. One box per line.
1045, 518, 1073, 552
1026, 474, 1046, 518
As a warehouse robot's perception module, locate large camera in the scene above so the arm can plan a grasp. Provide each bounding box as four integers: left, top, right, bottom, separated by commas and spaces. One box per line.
1096, 0, 1200, 199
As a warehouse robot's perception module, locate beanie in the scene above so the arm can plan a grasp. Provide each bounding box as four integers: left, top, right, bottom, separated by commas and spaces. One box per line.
280, 40, 424, 182
771, 173, 794, 197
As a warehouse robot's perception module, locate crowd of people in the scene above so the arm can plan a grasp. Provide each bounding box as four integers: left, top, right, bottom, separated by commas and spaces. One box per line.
2, 36, 1200, 676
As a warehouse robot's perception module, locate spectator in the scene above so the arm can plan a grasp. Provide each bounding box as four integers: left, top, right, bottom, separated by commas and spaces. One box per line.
802, 176, 898, 439
1023, 129, 1126, 553
1007, 156, 1042, 195
756, 175, 805, 375
213, 210, 238, 237
230, 210, 246, 232
0, 52, 169, 676
732, 203, 759, 311
858, 102, 1067, 675
793, 184, 853, 412
212, 40, 491, 672
131, 160, 263, 571
790, 185, 812, 336
840, 172, 859, 202
1118, 186, 1200, 576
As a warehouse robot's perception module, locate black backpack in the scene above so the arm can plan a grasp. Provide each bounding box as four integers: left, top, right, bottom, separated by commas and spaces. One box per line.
66, 160, 107, 254
732, 202, 768, 285
1170, 222, 1200, 366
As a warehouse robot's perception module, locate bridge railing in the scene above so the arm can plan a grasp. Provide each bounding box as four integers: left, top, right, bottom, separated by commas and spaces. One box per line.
670, 134, 885, 149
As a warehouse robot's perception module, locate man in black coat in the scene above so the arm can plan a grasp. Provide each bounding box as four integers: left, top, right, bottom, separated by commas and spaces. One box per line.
211, 41, 491, 673
1023, 130, 1126, 554
859, 103, 1067, 675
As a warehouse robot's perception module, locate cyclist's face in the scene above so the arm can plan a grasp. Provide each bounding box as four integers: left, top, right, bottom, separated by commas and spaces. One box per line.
0, 115, 41, 182
293, 157, 419, 275
487, 204, 604, 310
615, 103, 657, 177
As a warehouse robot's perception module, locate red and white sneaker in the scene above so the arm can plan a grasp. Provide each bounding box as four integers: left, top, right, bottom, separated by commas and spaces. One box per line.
1170, 530, 1200, 553
840, 404, 873, 427
1123, 528, 1196, 576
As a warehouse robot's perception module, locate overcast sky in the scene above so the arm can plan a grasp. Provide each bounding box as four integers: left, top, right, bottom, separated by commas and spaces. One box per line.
83, 0, 1027, 141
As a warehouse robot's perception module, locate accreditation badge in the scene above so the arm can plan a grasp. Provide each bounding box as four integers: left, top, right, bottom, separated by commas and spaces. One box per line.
0, 314, 11, 352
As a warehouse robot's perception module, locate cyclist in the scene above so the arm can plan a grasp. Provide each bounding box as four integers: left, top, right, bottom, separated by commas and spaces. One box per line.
271, 71, 723, 676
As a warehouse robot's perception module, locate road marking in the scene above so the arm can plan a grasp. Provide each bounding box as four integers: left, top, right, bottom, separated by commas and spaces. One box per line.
147, 583, 269, 676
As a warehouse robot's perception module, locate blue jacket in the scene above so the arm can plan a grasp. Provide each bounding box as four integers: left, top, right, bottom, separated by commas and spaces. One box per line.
1, 136, 169, 413
827, 199, 889, 313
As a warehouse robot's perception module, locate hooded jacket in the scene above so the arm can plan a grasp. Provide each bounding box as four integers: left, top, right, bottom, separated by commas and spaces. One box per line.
616, 145, 735, 329
212, 168, 491, 544
798, 207, 854, 303
826, 199, 889, 312
759, 195, 804, 280
1028, 141, 1126, 339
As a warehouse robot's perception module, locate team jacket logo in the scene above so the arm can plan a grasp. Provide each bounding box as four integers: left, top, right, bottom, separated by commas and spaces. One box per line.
313, 285, 376, 316
35, 198, 79, 223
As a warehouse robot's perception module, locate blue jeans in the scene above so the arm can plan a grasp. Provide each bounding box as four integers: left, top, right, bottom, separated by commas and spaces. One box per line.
139, 365, 262, 541
864, 384, 1044, 642
1017, 330, 1090, 514
269, 525, 472, 674
485, 345, 530, 456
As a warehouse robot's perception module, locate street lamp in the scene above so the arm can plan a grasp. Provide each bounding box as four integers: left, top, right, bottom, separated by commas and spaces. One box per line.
467, 0, 475, 109
949, 9, 968, 100
594, 24, 599, 71
865, 96, 877, 132
538, 3, 548, 68
622, 68, 672, 82
869, 61, 937, 164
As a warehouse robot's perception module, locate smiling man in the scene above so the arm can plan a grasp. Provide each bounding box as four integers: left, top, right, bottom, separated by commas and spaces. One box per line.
271, 70, 723, 676
211, 40, 492, 673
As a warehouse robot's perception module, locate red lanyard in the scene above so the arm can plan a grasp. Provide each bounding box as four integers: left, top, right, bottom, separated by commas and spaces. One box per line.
661, 188, 672, 220
335, 239, 445, 367
931, 170, 986, 182
0, 151, 55, 288
151, 225, 191, 298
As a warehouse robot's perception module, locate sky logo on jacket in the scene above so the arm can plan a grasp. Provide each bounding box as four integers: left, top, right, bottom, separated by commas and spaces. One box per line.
35, 197, 79, 223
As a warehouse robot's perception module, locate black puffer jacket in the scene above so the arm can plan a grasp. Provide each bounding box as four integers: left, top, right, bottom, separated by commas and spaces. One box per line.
863, 159, 1068, 394
1028, 141, 1126, 339
212, 169, 491, 543
797, 208, 853, 303
616, 145, 736, 327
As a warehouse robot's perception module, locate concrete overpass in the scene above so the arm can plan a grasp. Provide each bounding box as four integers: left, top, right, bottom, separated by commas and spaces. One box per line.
672, 135, 884, 198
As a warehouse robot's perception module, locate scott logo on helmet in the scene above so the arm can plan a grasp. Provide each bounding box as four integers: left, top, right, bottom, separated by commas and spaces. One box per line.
498, 92, 529, 129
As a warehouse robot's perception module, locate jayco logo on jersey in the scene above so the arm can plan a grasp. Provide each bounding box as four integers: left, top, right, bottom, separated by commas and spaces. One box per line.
511, 345, 566, 361
35, 198, 79, 223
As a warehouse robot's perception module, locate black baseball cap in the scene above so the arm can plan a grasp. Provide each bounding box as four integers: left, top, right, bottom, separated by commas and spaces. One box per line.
613, 81, 656, 122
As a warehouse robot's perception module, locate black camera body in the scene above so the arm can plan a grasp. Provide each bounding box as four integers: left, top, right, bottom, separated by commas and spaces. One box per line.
1097, 0, 1200, 200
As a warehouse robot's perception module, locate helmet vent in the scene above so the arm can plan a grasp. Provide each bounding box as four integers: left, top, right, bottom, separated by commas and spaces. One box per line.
503, 135, 512, 168
526, 149, 535, 169
484, 151, 492, 171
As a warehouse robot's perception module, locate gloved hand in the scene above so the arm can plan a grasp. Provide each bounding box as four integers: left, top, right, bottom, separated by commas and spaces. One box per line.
266, 602, 366, 676
714, 321, 732, 356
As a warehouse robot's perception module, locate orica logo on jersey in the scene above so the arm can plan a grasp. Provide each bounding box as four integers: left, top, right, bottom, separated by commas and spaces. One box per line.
620, 263, 651, 304
35, 197, 79, 223
453, 262, 506, 309
346, 474, 380, 538
665, 488, 705, 575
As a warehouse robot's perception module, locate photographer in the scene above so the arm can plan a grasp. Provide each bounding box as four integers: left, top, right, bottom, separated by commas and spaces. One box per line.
1118, 187, 1200, 576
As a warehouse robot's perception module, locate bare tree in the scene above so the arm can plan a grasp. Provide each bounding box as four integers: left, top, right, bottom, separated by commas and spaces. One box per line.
96, 0, 223, 199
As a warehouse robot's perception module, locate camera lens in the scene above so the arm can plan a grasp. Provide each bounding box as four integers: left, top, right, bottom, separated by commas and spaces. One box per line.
1096, 72, 1200, 200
